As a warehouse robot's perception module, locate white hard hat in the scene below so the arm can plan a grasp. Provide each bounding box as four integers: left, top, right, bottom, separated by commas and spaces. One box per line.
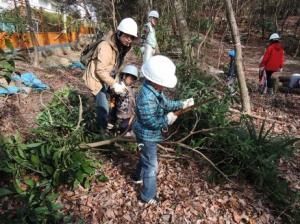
117, 18, 138, 37
122, 64, 138, 78
148, 10, 159, 19
269, 33, 280, 41
141, 55, 177, 88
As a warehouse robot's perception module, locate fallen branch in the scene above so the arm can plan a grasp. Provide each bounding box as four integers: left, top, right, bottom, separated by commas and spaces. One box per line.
229, 108, 285, 124
80, 137, 135, 149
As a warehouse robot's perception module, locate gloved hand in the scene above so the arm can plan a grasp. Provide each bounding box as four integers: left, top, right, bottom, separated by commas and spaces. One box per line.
278, 68, 283, 72
182, 98, 194, 109
112, 82, 127, 95
167, 112, 178, 125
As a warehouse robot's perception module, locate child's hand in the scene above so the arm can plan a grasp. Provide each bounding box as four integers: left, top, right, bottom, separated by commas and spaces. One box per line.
182, 98, 194, 109
167, 112, 178, 125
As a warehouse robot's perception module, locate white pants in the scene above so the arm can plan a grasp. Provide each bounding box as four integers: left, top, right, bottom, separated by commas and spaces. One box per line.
141, 44, 155, 63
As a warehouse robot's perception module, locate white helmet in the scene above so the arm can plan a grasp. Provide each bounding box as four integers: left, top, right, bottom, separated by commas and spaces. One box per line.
122, 64, 138, 78
141, 55, 177, 88
148, 10, 159, 19
117, 18, 138, 37
269, 33, 280, 41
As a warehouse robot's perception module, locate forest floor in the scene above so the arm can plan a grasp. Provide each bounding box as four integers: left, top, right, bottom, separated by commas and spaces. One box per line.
0, 37, 299, 223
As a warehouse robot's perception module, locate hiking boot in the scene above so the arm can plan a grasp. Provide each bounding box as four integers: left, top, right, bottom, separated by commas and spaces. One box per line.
130, 174, 142, 184
139, 196, 159, 205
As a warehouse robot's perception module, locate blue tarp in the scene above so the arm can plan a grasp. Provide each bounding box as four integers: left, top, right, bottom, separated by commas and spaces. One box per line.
0, 86, 19, 95
12, 73, 49, 90
69, 61, 85, 70
0, 72, 49, 95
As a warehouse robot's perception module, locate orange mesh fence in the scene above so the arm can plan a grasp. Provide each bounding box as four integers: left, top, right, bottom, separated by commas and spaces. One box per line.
0, 26, 94, 49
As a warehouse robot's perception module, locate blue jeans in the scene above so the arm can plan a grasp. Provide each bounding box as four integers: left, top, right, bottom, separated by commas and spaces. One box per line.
95, 86, 109, 129
134, 139, 158, 202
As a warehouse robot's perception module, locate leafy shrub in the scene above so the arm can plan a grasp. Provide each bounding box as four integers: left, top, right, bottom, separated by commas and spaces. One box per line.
174, 62, 299, 223
0, 88, 103, 223
0, 38, 25, 82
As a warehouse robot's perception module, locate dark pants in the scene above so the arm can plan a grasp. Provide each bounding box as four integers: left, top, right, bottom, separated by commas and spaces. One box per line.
266, 70, 274, 88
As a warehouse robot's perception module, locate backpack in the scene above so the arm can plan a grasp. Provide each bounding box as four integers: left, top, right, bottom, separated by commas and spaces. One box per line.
80, 39, 103, 66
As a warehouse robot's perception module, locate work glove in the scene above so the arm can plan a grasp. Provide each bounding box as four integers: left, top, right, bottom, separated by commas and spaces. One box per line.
167, 112, 178, 125
112, 82, 127, 95
182, 98, 194, 109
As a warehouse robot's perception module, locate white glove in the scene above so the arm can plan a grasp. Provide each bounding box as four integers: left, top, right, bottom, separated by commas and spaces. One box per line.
112, 82, 126, 95
182, 98, 194, 109
279, 68, 283, 72
167, 112, 178, 125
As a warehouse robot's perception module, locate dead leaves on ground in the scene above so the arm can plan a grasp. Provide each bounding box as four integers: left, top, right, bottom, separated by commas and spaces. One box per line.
60, 156, 277, 223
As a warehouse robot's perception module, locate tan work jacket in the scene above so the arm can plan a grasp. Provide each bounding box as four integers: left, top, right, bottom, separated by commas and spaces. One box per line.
83, 31, 120, 95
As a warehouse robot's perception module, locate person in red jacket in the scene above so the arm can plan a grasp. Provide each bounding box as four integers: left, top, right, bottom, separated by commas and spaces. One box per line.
259, 33, 284, 95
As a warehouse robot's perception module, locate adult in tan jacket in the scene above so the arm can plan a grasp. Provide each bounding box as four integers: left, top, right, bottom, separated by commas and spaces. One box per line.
83, 18, 138, 129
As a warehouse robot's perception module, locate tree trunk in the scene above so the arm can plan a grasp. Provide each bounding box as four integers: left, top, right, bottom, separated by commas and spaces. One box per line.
173, 0, 193, 62
111, 0, 117, 30
260, 0, 265, 39
224, 0, 251, 114
24, 0, 39, 67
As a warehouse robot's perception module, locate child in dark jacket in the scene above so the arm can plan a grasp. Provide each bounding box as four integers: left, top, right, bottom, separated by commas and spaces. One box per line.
114, 64, 138, 135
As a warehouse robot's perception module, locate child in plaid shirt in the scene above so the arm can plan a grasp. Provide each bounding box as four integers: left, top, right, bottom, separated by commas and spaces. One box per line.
132, 55, 194, 204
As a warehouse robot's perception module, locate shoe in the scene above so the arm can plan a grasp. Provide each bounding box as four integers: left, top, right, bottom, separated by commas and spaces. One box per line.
131, 174, 142, 184
139, 196, 159, 205
267, 88, 274, 96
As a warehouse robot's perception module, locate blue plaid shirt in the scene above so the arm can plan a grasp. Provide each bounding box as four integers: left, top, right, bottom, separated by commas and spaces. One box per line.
133, 82, 183, 142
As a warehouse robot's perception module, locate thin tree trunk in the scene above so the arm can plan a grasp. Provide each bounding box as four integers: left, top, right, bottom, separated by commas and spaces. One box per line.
261, 0, 265, 39
24, 0, 39, 66
224, 0, 251, 114
173, 0, 193, 62
111, 0, 117, 30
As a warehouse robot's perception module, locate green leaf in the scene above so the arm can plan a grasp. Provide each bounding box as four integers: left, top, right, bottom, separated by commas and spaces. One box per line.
81, 164, 94, 175
24, 179, 34, 188
17, 147, 26, 159
83, 179, 90, 189
31, 155, 40, 166
98, 175, 109, 182
44, 165, 54, 175
26, 142, 44, 148
75, 170, 84, 183
34, 206, 50, 215
0, 188, 13, 197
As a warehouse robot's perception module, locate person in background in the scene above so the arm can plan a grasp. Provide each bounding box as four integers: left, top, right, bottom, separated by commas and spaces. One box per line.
226, 50, 237, 94
113, 64, 139, 136
141, 10, 160, 63
259, 33, 284, 95
131, 55, 194, 204
83, 18, 138, 130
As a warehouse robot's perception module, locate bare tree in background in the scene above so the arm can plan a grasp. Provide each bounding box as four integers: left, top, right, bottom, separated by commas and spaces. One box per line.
224, 0, 251, 113
24, 0, 40, 66
173, 0, 193, 62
